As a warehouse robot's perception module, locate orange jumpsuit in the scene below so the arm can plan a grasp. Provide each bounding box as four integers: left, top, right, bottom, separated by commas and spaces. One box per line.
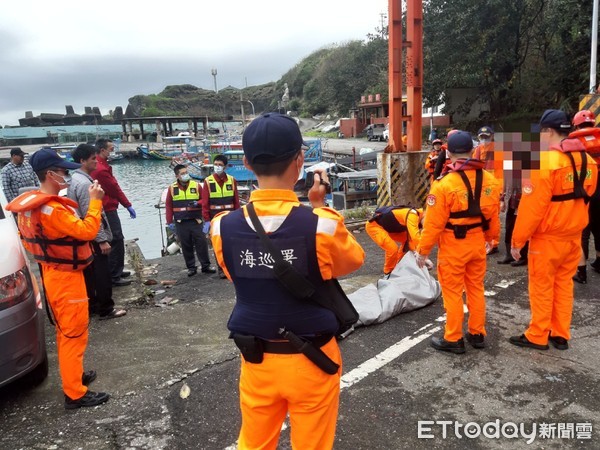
425, 150, 441, 179
8, 193, 101, 400
512, 146, 597, 345
473, 141, 504, 190
365, 207, 423, 274
211, 189, 364, 450
417, 169, 500, 342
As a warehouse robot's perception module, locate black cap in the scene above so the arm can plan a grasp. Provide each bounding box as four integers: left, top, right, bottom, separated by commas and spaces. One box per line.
539, 109, 571, 131
29, 149, 81, 172
447, 131, 474, 154
10, 147, 26, 157
477, 126, 493, 137
242, 113, 305, 164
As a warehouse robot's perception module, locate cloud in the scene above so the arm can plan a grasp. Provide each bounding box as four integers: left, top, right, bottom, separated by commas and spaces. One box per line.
0, 0, 388, 126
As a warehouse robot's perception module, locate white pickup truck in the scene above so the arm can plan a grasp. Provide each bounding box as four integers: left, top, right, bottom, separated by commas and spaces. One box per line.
365, 123, 386, 141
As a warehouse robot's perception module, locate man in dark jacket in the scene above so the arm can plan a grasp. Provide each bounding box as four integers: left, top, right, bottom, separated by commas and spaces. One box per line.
91, 139, 135, 287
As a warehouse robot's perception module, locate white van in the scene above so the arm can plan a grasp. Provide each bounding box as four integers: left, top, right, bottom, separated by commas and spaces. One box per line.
0, 187, 48, 388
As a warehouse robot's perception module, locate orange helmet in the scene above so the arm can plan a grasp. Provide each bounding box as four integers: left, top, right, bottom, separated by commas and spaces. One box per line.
573, 110, 595, 127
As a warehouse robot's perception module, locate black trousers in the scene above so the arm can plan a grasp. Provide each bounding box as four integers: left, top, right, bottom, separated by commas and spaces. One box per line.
83, 242, 115, 316
582, 196, 600, 259
175, 219, 211, 270
504, 207, 529, 259
106, 210, 125, 280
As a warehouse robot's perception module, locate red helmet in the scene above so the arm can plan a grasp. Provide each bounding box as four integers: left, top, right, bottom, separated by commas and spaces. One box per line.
432, 139, 443, 146
573, 110, 595, 127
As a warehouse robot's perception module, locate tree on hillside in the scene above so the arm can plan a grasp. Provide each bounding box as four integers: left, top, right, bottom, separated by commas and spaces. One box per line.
280, 35, 388, 117
423, 0, 595, 121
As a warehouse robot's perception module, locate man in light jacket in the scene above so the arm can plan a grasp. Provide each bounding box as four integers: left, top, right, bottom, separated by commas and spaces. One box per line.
68, 144, 126, 320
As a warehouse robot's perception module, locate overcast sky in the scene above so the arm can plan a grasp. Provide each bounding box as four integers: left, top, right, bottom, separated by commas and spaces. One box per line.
0, 0, 390, 126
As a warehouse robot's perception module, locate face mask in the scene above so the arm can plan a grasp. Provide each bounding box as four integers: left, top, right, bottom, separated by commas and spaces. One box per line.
180, 173, 191, 182
479, 138, 490, 144
214, 166, 224, 175
52, 171, 71, 187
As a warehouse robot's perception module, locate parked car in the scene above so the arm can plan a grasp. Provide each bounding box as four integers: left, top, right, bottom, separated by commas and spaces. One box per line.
0, 187, 48, 388
365, 123, 386, 142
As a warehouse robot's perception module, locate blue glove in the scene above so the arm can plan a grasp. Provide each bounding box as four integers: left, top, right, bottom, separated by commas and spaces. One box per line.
168, 223, 176, 233
202, 222, 210, 234
127, 206, 136, 219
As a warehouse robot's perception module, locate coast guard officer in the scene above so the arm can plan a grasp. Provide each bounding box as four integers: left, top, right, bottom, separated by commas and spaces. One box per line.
416, 131, 501, 354
211, 113, 364, 449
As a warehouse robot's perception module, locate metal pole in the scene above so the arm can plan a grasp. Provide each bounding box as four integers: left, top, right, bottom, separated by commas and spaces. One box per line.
240, 92, 245, 130
246, 100, 255, 117
591, 0, 599, 93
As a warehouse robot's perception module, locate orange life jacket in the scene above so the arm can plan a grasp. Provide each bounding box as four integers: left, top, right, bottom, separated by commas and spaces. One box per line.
6, 191, 93, 271
569, 127, 600, 164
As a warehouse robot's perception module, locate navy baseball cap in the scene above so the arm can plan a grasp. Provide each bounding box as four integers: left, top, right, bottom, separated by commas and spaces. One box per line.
242, 113, 305, 164
10, 147, 26, 157
539, 109, 571, 131
477, 126, 493, 136
29, 148, 81, 172
447, 130, 474, 154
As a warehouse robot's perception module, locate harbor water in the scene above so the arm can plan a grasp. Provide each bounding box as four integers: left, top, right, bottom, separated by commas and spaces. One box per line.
110, 159, 176, 259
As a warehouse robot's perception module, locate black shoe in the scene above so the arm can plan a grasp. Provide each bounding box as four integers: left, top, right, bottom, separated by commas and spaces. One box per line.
187, 268, 198, 277
486, 246, 499, 256
590, 259, 600, 273
573, 273, 587, 284
466, 333, 485, 349
508, 334, 549, 350
549, 336, 569, 350
64, 390, 110, 410
511, 259, 528, 267
431, 336, 465, 354
201, 266, 217, 274
497, 255, 515, 265
99, 308, 127, 320
112, 278, 131, 287
82, 370, 97, 386
121, 270, 131, 278
573, 266, 587, 284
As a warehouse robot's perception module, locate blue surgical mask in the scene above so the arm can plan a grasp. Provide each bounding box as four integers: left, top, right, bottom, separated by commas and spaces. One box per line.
180, 173, 191, 182
214, 166, 224, 175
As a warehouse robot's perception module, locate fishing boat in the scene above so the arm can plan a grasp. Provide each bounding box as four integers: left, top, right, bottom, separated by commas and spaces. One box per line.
329, 168, 378, 210
108, 152, 125, 162
41, 144, 77, 162
137, 136, 201, 160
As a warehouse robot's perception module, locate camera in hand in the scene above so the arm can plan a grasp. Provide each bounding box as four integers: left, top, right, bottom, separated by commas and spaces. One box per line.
305, 172, 331, 193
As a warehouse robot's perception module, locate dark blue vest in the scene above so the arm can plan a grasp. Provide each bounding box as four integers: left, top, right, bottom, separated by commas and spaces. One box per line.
220, 205, 338, 340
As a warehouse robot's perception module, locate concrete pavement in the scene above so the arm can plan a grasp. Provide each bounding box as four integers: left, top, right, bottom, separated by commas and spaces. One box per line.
0, 229, 598, 449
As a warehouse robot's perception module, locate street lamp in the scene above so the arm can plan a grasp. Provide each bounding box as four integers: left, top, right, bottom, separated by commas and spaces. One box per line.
211, 68, 218, 93
244, 100, 255, 117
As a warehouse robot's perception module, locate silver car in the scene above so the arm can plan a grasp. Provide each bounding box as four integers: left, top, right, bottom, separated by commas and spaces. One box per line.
0, 187, 48, 388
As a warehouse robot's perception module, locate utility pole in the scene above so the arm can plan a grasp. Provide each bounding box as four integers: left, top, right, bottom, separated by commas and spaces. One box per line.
379, 12, 387, 39
591, 0, 599, 93
240, 92, 245, 130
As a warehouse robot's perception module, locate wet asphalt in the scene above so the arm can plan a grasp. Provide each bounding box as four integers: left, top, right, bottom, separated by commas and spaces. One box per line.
0, 223, 599, 450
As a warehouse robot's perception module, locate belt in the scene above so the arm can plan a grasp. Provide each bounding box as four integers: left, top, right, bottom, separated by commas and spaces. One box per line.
173, 207, 201, 212
262, 335, 333, 354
